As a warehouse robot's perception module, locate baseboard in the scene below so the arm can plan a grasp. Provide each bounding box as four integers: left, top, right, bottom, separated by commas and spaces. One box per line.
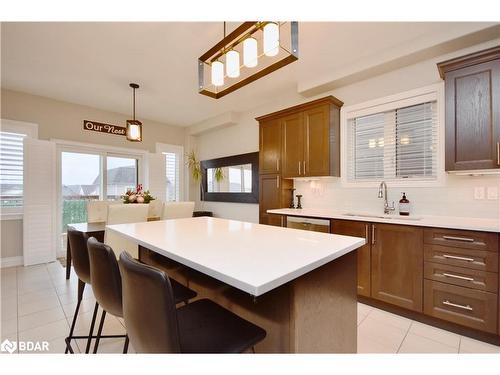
0, 256, 23, 268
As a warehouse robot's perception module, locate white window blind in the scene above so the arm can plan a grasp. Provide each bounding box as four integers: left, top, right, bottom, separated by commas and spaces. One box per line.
165, 152, 179, 201
347, 101, 437, 182
0, 131, 26, 207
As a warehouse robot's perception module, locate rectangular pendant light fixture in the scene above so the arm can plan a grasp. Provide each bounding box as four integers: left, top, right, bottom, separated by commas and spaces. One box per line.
198, 22, 298, 99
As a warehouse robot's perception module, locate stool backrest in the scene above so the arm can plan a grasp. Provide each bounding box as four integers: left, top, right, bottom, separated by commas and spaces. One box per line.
119, 251, 181, 353
161, 201, 195, 220
87, 237, 123, 317
67, 228, 91, 284
105, 204, 149, 259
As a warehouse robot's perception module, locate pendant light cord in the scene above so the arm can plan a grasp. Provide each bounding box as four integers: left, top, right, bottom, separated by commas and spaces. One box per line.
132, 86, 136, 121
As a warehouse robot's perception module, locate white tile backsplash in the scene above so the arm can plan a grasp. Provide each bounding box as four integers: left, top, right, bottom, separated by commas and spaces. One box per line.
294, 174, 500, 219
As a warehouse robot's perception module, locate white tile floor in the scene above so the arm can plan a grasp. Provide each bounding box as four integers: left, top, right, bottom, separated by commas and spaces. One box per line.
2, 262, 500, 354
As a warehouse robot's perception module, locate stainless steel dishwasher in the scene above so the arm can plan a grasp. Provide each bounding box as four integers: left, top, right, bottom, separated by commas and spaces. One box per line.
286, 216, 330, 233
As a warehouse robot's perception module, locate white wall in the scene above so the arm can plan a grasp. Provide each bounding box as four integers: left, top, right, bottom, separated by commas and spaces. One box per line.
189, 39, 500, 223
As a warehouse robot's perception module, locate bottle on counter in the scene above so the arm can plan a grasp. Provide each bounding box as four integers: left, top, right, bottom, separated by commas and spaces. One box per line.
399, 192, 410, 216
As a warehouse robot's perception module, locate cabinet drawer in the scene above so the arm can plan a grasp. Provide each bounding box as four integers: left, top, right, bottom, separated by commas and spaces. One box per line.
424, 280, 498, 334
424, 262, 498, 293
424, 228, 498, 252
424, 244, 498, 272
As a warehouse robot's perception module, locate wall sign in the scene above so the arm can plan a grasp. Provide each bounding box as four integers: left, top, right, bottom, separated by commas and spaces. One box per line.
83, 120, 126, 136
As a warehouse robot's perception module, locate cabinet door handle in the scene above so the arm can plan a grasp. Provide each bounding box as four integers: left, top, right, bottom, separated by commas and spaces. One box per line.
276, 158, 280, 172
276, 175, 280, 189
303, 161, 306, 175
442, 300, 473, 311
443, 272, 474, 282
371, 225, 376, 245
497, 142, 500, 166
365, 224, 369, 241
442, 254, 475, 262
442, 235, 475, 243
298, 162, 301, 175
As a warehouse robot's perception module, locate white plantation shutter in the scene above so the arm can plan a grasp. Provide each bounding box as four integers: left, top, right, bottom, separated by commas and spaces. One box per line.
0, 131, 25, 207
146, 152, 166, 202
347, 101, 437, 182
165, 152, 179, 201
23, 138, 57, 266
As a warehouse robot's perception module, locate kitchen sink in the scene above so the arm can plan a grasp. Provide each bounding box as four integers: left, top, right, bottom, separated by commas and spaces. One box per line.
344, 212, 422, 221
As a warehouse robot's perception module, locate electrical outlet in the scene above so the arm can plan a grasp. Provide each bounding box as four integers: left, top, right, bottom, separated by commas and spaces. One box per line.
487, 186, 498, 200
474, 187, 485, 200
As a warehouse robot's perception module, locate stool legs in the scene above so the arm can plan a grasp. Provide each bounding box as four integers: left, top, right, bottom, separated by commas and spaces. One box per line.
93, 310, 107, 353
85, 302, 100, 353
123, 335, 129, 354
65, 279, 86, 354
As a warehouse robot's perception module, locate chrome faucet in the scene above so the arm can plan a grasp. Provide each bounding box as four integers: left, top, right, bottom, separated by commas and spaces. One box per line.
378, 181, 395, 214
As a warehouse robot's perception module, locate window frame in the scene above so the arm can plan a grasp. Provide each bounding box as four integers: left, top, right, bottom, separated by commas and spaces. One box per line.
340, 83, 445, 188
0, 119, 38, 219
55, 139, 146, 251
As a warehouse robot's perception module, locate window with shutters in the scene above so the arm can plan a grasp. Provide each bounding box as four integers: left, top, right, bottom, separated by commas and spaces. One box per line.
0, 131, 26, 207
343, 85, 442, 186
0, 120, 38, 215
165, 152, 180, 201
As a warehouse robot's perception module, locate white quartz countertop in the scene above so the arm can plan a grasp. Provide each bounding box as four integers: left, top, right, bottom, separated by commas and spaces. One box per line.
267, 208, 500, 233
106, 217, 365, 296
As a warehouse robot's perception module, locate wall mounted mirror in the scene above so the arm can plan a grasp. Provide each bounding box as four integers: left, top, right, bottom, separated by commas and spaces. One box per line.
201, 152, 259, 203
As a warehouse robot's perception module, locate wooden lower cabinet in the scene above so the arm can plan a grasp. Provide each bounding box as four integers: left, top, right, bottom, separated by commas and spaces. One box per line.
331, 220, 371, 297
371, 223, 424, 312
424, 279, 498, 334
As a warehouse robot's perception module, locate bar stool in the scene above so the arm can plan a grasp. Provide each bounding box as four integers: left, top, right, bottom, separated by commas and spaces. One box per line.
87, 238, 197, 353
119, 251, 267, 353
65, 229, 123, 354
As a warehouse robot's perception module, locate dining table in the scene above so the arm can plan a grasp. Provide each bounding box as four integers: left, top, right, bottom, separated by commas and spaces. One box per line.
65, 216, 160, 279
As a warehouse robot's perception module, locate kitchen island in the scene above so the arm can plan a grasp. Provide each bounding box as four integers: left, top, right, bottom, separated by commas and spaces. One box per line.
106, 217, 365, 353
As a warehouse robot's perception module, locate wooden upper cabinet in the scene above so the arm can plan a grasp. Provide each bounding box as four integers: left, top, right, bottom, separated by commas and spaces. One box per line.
259, 118, 282, 175
371, 223, 424, 312
437, 46, 500, 171
304, 104, 331, 177
256, 96, 343, 178
331, 219, 371, 297
281, 112, 305, 178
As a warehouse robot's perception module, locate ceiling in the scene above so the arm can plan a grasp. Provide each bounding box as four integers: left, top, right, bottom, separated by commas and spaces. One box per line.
1, 22, 497, 127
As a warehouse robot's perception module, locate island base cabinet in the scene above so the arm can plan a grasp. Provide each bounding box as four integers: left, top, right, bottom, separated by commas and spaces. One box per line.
424, 280, 498, 334
371, 224, 424, 312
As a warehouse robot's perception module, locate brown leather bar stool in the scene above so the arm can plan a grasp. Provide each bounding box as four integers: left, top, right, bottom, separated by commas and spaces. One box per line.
119, 251, 267, 353
87, 238, 197, 353
65, 229, 123, 354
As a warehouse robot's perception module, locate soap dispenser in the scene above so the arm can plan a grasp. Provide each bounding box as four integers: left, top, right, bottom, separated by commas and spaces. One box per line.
399, 192, 410, 216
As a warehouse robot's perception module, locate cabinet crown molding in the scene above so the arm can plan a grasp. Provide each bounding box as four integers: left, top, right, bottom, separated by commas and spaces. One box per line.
437, 45, 500, 79
255, 95, 343, 122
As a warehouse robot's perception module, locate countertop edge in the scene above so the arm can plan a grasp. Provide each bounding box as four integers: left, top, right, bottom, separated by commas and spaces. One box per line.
267, 209, 500, 233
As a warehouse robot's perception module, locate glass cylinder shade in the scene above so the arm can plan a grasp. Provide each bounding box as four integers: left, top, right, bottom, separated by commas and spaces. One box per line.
211, 60, 224, 86
243, 37, 258, 68
263, 22, 280, 57
126, 120, 142, 142
225, 50, 240, 78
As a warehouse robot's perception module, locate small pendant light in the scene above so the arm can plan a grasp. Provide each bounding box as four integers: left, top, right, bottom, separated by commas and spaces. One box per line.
126, 83, 142, 142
